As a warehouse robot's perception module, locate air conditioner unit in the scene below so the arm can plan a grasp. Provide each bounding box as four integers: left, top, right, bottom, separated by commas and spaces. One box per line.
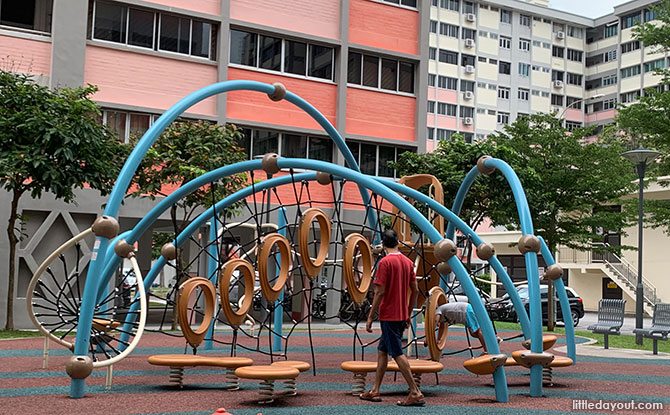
464, 38, 475, 48
553, 80, 564, 88
466, 13, 476, 22
465, 65, 475, 74
556, 31, 565, 39
463, 117, 474, 125
463, 91, 474, 100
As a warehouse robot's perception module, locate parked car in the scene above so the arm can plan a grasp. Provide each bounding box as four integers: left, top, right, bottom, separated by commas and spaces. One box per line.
491, 284, 584, 326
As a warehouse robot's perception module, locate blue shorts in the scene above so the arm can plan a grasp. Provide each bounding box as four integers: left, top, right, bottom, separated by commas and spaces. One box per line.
378, 321, 405, 357
465, 304, 480, 335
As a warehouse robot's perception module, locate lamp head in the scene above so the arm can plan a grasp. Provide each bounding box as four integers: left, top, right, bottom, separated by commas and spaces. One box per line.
622, 148, 661, 165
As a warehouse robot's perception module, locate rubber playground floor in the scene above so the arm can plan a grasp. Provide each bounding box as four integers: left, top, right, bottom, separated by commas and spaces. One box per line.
2, 327, 669, 415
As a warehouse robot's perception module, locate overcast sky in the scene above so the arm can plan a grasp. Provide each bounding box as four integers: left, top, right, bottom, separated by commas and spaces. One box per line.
549, 0, 628, 18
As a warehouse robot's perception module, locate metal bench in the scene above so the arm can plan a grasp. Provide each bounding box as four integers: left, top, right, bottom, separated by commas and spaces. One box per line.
633, 303, 670, 355
587, 299, 626, 349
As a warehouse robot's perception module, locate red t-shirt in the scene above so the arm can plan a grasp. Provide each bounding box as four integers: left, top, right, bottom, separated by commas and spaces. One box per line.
373, 252, 416, 321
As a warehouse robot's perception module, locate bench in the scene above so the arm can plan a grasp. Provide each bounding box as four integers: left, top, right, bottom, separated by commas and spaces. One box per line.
147, 354, 253, 389
340, 359, 443, 395
633, 303, 670, 355
587, 299, 626, 349
235, 365, 301, 404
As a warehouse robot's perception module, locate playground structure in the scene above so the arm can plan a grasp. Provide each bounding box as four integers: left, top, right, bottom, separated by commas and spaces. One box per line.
25, 80, 577, 404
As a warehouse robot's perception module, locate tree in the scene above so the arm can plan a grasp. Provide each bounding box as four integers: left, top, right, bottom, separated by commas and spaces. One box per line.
0, 70, 127, 329
129, 120, 248, 328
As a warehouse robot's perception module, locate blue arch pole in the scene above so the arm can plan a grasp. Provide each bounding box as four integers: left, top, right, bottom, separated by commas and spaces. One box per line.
538, 236, 576, 362
445, 165, 531, 338
204, 217, 219, 350
483, 158, 544, 397
272, 207, 288, 352
376, 177, 531, 338
72, 82, 376, 398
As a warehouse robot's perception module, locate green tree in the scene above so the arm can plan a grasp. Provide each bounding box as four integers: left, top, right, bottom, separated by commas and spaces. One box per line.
129, 121, 248, 328
0, 70, 127, 329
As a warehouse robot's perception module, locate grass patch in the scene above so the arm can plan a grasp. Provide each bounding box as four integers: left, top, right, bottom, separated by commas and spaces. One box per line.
492, 321, 670, 353
0, 330, 48, 339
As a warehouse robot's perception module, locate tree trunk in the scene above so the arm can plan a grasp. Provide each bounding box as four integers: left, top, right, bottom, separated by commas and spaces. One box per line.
5, 190, 22, 330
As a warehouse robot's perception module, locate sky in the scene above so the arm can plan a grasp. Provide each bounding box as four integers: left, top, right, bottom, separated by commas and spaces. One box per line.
549, 0, 629, 18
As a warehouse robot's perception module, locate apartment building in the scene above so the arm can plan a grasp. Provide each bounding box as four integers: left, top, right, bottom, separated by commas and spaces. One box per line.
426, 0, 663, 148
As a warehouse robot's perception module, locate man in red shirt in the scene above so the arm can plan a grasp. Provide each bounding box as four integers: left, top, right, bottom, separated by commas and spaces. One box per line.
361, 229, 424, 406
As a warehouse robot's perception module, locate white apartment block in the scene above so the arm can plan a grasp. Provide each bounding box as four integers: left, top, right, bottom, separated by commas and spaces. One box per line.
426, 0, 664, 148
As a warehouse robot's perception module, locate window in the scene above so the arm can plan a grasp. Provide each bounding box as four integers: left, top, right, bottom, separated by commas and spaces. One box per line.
566, 96, 582, 109
499, 36, 511, 49
438, 75, 458, 90
346, 141, 413, 178
461, 54, 475, 67
542, 42, 551, 49
519, 14, 531, 27
551, 94, 563, 106
460, 80, 475, 92
541, 91, 550, 97
644, 58, 665, 73
462, 1, 475, 14
488, 83, 497, 90
427, 127, 435, 141
603, 98, 617, 110
437, 102, 458, 116
94, 1, 128, 44
531, 89, 540, 96
476, 108, 485, 114
604, 23, 618, 38
348, 52, 414, 93
487, 109, 496, 114
497, 112, 509, 124
586, 54, 603, 67
440, 23, 459, 37
620, 90, 640, 103
565, 121, 582, 131
489, 33, 498, 40
519, 38, 530, 51
489, 58, 497, 64
604, 49, 617, 62
428, 100, 435, 113
102, 109, 160, 143
518, 62, 530, 77
585, 78, 601, 90
551, 70, 564, 81
621, 40, 640, 54
553, 22, 565, 33
443, 0, 460, 12
428, 74, 436, 87
479, 30, 488, 37
518, 88, 529, 101
499, 61, 511, 75
380, 0, 417, 7
230, 30, 256, 66
460, 106, 474, 118
532, 40, 541, 47
552, 46, 564, 58
568, 26, 583, 38
430, 20, 438, 33
645, 9, 658, 22
310, 44, 333, 79
259, 35, 282, 71
500, 9, 511, 24
498, 86, 510, 99
602, 74, 617, 86
622, 12, 641, 29
0, 0, 52, 33
478, 56, 487, 63
462, 28, 476, 40
242, 130, 333, 162
439, 49, 458, 65
437, 129, 458, 141
567, 73, 582, 85
567, 49, 583, 62
429, 47, 437, 60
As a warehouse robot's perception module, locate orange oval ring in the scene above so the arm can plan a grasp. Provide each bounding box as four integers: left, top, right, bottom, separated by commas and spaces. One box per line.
425, 286, 449, 361
298, 208, 331, 280
343, 233, 373, 305
177, 277, 216, 348
258, 233, 291, 303
219, 259, 255, 328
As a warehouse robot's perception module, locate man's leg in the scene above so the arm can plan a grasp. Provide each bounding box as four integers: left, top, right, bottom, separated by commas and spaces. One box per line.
371, 349, 388, 395
393, 353, 421, 397
471, 329, 488, 353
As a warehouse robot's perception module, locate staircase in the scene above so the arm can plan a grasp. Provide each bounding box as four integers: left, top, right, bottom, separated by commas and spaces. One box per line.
558, 243, 658, 317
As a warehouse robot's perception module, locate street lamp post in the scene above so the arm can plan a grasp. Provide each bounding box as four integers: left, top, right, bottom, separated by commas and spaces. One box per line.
558, 93, 604, 121
622, 148, 661, 345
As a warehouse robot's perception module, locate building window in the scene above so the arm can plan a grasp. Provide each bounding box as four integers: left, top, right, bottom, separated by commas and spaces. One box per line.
460, 106, 474, 118
542, 42, 551, 49
93, 1, 216, 59
461, 54, 475, 67
428, 74, 436, 87
430, 20, 438, 33
585, 78, 601, 90
567, 49, 583, 62
499, 36, 511, 49
622, 12, 641, 29
500, 9, 511, 24
442, 0, 460, 12
497, 112, 509, 124
285, 41, 307, 75
462, 28, 476, 40
586, 54, 604, 67
603, 98, 617, 110
499, 61, 511, 75
460, 80, 475, 92
604, 23, 618, 38
348, 52, 414, 93
553, 22, 565, 34
518, 62, 530, 77
101, 109, 161, 143
644, 58, 665, 73
551, 94, 563, 106
644, 9, 658, 22
519, 38, 530, 52
239, 128, 333, 162
428, 127, 435, 140
380, 0, 417, 7
429, 47, 437, 60
566, 96, 582, 109
552, 46, 564, 58
552, 70, 564, 81
518, 88, 529, 101
565, 121, 582, 131
621, 40, 640, 54
519, 14, 531, 27
439, 49, 459, 65
436, 128, 457, 141
541, 91, 550, 97
461, 1, 475, 14
437, 102, 457, 116
568, 26, 583, 38
532, 40, 541, 47
428, 100, 435, 113
604, 49, 617, 62
498, 86, 510, 99
489, 58, 497, 64
567, 73, 582, 85
346, 141, 413, 178
0, 0, 52, 33
620, 90, 640, 104
602, 74, 617, 86
440, 22, 459, 37
438, 75, 458, 90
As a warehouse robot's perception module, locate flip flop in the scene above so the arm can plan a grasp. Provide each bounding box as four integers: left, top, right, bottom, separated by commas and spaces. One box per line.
360, 391, 382, 402
397, 394, 425, 407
